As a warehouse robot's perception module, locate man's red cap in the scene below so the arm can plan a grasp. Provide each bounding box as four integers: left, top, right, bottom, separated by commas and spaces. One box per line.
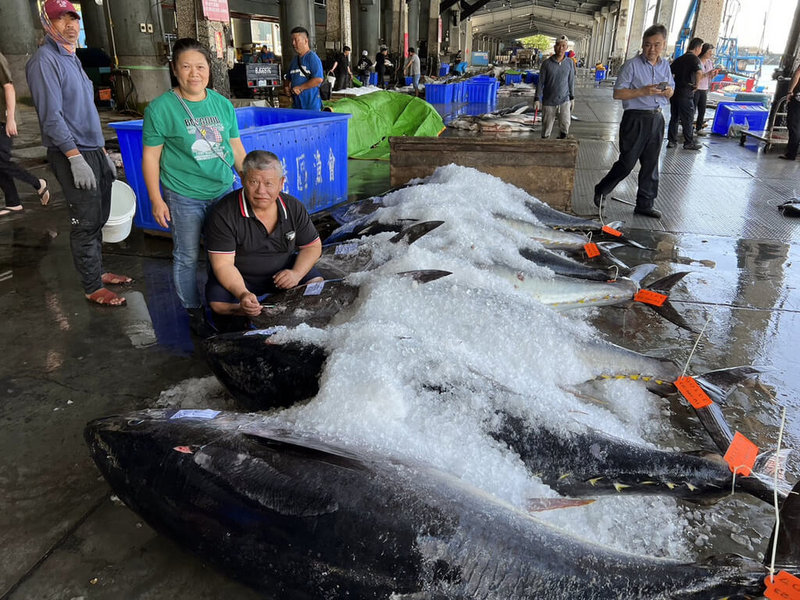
44, 0, 80, 20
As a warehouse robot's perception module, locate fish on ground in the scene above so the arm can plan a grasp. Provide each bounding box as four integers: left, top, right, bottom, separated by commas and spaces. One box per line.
85, 409, 800, 600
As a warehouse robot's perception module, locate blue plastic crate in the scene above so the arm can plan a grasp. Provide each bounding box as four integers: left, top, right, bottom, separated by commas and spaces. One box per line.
453, 81, 465, 102
504, 73, 522, 85
711, 102, 768, 135
439, 64, 450, 77
110, 107, 351, 232
425, 83, 454, 103
405, 76, 413, 86
465, 80, 497, 103
369, 72, 378, 86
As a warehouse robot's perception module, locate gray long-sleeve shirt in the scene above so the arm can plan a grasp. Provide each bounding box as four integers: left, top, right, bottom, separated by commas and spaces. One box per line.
26, 37, 104, 153
537, 56, 575, 106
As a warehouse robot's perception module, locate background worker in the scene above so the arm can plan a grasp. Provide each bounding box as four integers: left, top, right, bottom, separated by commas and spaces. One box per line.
27, 0, 129, 306
403, 47, 421, 96
356, 50, 372, 84
536, 35, 575, 139
286, 26, 324, 110
376, 46, 390, 89
667, 36, 704, 150
694, 43, 718, 136
593, 24, 674, 220
328, 46, 353, 91
780, 63, 800, 161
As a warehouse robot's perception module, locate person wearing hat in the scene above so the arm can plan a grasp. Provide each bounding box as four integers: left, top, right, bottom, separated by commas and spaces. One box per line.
26, 0, 131, 307
536, 35, 575, 139
356, 50, 373, 84
403, 47, 421, 96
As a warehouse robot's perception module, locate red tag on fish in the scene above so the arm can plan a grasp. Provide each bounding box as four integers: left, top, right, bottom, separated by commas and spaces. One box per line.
634, 289, 668, 306
764, 571, 800, 599
173, 446, 194, 454
601, 225, 622, 237
723, 432, 758, 477
674, 376, 713, 409
584, 243, 600, 258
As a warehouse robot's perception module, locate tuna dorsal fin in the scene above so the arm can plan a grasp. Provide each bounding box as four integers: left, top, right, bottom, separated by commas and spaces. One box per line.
389, 221, 445, 245
767, 479, 800, 567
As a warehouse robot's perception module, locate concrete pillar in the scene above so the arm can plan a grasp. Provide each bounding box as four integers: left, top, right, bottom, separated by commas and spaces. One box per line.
613, 0, 631, 61
656, 0, 675, 30
408, 0, 420, 48
326, 0, 352, 50
280, 0, 316, 77
600, 11, 611, 64
358, 0, 382, 55
425, 0, 440, 74
0, 0, 37, 98
107, 0, 172, 103
80, 2, 110, 53
694, 0, 723, 47
626, 0, 647, 59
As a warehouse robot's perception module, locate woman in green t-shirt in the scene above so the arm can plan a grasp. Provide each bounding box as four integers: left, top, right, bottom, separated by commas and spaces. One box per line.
142, 38, 246, 335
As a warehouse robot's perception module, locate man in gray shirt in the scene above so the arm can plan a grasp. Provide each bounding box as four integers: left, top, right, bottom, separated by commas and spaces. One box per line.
593, 24, 674, 220
404, 48, 421, 96
27, 0, 128, 306
536, 35, 575, 139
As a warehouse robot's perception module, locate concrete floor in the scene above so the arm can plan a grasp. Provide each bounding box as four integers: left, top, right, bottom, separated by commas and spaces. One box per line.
2, 77, 799, 599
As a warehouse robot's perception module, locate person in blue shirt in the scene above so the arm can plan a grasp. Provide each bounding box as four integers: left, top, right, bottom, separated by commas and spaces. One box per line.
287, 27, 323, 111
593, 24, 674, 220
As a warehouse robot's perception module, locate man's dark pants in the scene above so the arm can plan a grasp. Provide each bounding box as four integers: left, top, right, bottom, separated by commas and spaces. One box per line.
785, 97, 800, 160
47, 148, 114, 294
0, 125, 40, 207
595, 109, 664, 210
668, 93, 696, 145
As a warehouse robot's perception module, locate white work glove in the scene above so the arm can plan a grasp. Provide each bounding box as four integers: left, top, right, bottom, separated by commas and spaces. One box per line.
105, 153, 117, 180
534, 100, 541, 111
68, 154, 97, 190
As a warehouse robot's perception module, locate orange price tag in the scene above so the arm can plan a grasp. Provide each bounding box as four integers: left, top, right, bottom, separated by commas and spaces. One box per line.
584, 243, 601, 258
723, 432, 759, 477
674, 376, 713, 409
634, 289, 668, 306
765, 571, 800, 600
601, 225, 622, 237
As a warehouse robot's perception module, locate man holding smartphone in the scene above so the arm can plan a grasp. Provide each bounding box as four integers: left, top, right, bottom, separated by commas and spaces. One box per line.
667, 37, 704, 150
593, 24, 674, 219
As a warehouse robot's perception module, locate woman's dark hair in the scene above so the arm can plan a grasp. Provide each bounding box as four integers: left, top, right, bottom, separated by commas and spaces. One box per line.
700, 42, 714, 57
170, 38, 213, 88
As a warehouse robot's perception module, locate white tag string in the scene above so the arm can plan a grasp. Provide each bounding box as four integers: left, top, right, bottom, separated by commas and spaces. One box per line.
768, 406, 788, 582
681, 312, 713, 378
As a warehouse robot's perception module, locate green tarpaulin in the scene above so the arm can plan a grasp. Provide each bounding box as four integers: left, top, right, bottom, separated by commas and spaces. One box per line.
324, 91, 445, 161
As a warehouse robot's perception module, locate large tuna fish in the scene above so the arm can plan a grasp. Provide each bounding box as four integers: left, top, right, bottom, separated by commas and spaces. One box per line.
85, 409, 800, 600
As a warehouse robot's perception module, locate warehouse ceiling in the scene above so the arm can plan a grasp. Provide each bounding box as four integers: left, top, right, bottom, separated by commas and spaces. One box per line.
442, 0, 620, 42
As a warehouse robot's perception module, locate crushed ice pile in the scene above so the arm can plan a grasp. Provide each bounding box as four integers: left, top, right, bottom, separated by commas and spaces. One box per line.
165, 165, 774, 561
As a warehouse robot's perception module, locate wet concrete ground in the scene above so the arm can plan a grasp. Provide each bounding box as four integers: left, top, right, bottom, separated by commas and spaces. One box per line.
1, 76, 799, 598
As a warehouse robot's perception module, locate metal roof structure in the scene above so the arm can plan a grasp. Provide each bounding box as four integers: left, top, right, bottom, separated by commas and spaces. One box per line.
443, 0, 620, 42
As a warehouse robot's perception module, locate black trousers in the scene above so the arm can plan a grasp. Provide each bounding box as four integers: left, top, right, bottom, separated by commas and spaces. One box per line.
595, 110, 664, 209
0, 124, 40, 208
47, 148, 114, 294
786, 97, 800, 160
695, 90, 708, 130
668, 93, 696, 145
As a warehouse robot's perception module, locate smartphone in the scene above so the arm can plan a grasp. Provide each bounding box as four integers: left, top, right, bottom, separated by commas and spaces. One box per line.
657, 81, 668, 90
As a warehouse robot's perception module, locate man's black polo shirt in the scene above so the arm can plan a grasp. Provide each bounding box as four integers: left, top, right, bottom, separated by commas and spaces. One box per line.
670, 52, 702, 98
205, 188, 320, 293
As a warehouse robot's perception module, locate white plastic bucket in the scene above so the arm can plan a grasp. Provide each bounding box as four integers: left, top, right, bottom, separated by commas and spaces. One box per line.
102, 180, 137, 243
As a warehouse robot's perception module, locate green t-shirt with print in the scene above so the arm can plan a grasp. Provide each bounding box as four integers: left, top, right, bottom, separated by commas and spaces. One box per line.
143, 88, 240, 200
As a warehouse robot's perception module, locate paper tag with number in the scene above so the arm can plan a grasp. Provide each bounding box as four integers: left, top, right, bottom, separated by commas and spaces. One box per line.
304, 281, 325, 296
334, 242, 359, 256
634, 289, 668, 306
674, 376, 713, 409
724, 432, 759, 477
765, 571, 800, 600
584, 243, 600, 258
601, 225, 622, 237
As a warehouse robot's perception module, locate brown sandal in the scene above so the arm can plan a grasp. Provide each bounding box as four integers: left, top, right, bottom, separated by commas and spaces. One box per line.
101, 272, 133, 285
86, 288, 126, 306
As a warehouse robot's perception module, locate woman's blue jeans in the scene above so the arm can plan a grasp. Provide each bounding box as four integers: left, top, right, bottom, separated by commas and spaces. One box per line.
162, 186, 229, 310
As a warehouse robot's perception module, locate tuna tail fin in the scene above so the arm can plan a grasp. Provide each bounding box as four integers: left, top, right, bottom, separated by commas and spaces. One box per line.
396, 269, 452, 283
766, 479, 800, 568
641, 271, 696, 333
594, 242, 631, 273
694, 366, 767, 404
389, 220, 445, 245
627, 263, 658, 285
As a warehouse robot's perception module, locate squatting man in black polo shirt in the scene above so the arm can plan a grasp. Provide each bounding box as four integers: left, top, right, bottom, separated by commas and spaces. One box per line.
204, 150, 323, 325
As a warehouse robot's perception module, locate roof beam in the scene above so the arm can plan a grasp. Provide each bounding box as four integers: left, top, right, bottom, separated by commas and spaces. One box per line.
460, 0, 494, 21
